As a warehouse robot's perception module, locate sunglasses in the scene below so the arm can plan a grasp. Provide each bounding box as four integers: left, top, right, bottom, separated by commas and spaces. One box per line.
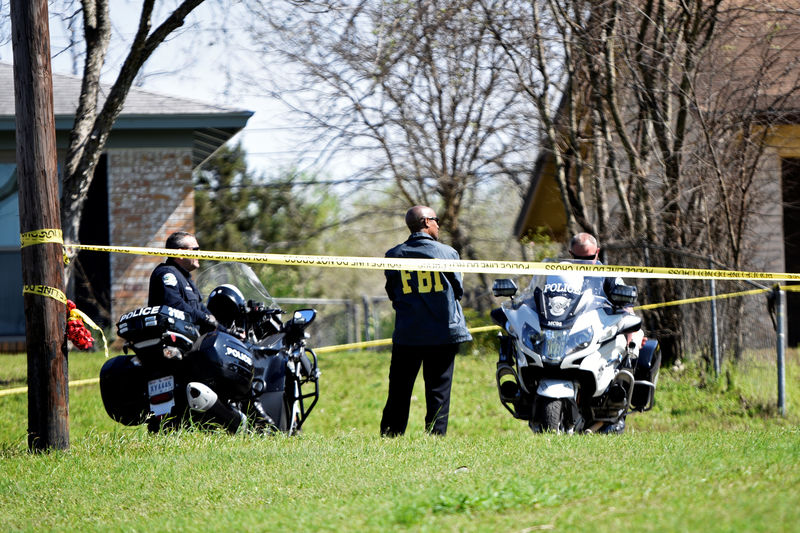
182, 246, 201, 251
422, 216, 440, 224
570, 251, 597, 260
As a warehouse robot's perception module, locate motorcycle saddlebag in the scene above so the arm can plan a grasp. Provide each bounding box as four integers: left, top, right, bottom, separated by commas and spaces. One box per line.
631, 339, 661, 411
186, 331, 255, 398
99, 355, 149, 426
116, 306, 199, 360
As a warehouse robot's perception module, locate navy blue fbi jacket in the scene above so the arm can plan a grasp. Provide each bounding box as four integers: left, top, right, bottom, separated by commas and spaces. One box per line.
148, 259, 213, 326
384, 232, 472, 346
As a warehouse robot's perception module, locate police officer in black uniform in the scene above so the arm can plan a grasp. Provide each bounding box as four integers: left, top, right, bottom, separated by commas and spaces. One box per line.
380, 206, 472, 437
148, 231, 218, 332
146, 231, 252, 432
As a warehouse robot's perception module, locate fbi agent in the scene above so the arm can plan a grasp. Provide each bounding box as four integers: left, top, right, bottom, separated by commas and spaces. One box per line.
380, 206, 472, 437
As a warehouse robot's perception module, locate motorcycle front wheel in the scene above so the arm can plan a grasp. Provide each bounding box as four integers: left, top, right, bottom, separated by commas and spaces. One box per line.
542, 398, 563, 432
528, 398, 563, 433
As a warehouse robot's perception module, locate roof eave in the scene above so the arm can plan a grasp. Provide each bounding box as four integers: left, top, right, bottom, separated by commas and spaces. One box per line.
0, 110, 254, 132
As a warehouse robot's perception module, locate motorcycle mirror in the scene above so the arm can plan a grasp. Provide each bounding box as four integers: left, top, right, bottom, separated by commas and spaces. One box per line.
292, 309, 316, 327
493, 279, 518, 298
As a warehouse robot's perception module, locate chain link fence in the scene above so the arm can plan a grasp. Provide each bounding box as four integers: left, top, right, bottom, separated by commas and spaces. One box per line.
606, 243, 778, 361
607, 242, 787, 413
273, 296, 394, 349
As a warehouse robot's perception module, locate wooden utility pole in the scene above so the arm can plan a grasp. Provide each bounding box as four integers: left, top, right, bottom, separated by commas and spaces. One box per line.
11, 0, 69, 451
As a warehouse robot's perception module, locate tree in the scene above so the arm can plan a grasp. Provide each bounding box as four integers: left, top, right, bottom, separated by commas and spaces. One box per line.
39, 0, 211, 269
481, 0, 800, 361
194, 142, 343, 298
243, 0, 536, 305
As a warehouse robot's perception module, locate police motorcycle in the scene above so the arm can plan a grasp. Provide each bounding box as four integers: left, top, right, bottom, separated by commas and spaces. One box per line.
490, 260, 661, 434
99, 262, 320, 435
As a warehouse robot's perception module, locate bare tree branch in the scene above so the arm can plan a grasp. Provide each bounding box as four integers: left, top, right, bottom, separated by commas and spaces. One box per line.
61, 0, 207, 265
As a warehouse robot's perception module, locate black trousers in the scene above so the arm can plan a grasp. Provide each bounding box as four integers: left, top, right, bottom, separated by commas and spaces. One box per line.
380, 343, 459, 436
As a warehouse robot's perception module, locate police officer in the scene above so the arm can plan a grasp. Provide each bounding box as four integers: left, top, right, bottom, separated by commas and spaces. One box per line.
569, 232, 642, 434
568, 232, 601, 262
569, 232, 624, 296
148, 231, 218, 332
380, 206, 472, 437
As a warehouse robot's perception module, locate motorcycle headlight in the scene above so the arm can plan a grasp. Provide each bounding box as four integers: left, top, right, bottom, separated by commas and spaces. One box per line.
566, 327, 593, 354
540, 329, 568, 363
521, 323, 542, 351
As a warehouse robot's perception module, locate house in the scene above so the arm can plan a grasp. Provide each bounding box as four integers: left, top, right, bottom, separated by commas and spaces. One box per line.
0, 62, 252, 351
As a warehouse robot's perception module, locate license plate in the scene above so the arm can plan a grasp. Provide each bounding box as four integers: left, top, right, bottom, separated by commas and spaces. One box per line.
148, 375, 175, 416
148, 375, 175, 396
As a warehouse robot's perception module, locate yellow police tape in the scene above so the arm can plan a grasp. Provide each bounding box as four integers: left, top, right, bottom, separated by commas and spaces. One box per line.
20, 229, 63, 248
314, 325, 505, 353
634, 284, 800, 311
635, 287, 770, 310
66, 243, 800, 282
23, 284, 67, 304
3, 243, 796, 398
0, 378, 99, 398
19, 229, 69, 304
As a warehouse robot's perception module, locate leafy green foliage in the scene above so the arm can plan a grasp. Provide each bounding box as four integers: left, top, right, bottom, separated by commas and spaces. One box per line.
194, 143, 341, 298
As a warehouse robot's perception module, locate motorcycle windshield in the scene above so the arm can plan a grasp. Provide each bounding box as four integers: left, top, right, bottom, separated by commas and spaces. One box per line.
519, 259, 608, 327
196, 262, 278, 310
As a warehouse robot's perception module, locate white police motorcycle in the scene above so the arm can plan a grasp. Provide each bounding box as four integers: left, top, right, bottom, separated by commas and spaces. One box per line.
491, 260, 660, 433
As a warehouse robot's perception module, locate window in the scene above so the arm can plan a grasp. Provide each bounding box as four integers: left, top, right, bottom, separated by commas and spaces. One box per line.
0, 163, 24, 336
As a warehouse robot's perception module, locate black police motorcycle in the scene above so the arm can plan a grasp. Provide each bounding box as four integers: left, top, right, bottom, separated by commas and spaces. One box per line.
99, 262, 319, 435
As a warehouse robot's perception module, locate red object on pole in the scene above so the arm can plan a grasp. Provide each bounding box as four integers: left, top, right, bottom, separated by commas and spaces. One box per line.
11, 0, 69, 451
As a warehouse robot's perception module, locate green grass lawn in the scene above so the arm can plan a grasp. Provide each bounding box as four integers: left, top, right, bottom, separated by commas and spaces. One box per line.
0, 346, 798, 532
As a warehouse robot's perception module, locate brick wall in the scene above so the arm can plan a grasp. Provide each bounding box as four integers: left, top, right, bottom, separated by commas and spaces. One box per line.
107, 148, 195, 322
